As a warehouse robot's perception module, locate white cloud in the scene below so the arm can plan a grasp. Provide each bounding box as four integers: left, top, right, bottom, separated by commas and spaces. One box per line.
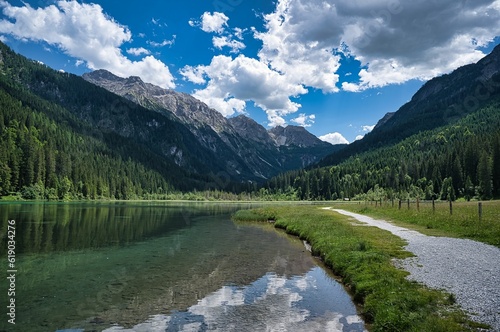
189, 12, 246, 54
341, 82, 361, 92
147, 36, 176, 48
0, 0, 175, 88
319, 132, 349, 145
233, 27, 245, 40
355, 135, 364, 141
202, 12, 228, 33
126, 47, 150, 56
181, 54, 307, 125
254, 0, 341, 92
362, 125, 375, 132
179, 65, 207, 85
186, 0, 500, 126
212, 36, 245, 53
253, 0, 500, 92
338, 0, 500, 90
291, 113, 315, 127
190, 12, 229, 34
184, 0, 500, 128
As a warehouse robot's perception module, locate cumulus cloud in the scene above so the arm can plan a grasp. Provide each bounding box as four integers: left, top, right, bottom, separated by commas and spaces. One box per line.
189, 12, 246, 54
179, 65, 207, 85
189, 12, 229, 34
319, 132, 349, 145
254, 0, 500, 92
0, 0, 175, 88
291, 114, 316, 127
127, 47, 150, 56
181, 54, 307, 125
338, 0, 500, 90
355, 135, 364, 141
212, 36, 245, 53
187, 0, 500, 127
233, 27, 246, 40
254, 0, 341, 92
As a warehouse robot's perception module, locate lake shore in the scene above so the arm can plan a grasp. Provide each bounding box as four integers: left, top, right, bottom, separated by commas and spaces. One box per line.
233, 205, 486, 332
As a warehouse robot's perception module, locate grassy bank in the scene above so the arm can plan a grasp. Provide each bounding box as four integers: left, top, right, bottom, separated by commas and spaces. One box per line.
331, 200, 500, 247
233, 206, 481, 332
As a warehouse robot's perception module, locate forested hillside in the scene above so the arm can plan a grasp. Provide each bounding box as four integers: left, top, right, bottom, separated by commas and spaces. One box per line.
264, 101, 500, 201
261, 45, 500, 202
319, 44, 500, 167
1, 38, 499, 202
0, 42, 238, 199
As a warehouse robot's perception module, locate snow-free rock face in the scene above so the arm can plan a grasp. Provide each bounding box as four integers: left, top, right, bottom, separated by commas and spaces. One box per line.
269, 125, 331, 148
83, 70, 340, 180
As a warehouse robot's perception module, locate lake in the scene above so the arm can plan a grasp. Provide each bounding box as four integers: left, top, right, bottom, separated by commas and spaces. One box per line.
0, 202, 365, 332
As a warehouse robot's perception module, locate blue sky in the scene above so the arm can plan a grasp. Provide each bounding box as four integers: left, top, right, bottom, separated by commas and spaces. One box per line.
1, 0, 499, 144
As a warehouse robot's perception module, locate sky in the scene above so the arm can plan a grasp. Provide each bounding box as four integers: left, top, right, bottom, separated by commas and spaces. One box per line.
0, 0, 499, 144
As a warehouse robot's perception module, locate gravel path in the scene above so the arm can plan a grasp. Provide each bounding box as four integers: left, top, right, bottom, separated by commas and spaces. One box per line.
329, 209, 500, 331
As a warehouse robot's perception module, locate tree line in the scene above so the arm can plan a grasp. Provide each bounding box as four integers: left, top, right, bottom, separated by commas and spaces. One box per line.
261, 104, 500, 201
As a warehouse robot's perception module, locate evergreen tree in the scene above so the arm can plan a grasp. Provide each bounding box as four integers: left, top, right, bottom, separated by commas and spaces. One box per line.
492, 134, 500, 197
477, 152, 493, 199
440, 177, 456, 201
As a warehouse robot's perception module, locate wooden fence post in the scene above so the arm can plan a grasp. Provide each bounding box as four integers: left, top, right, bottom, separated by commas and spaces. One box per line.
478, 202, 483, 221
407, 199, 410, 210
432, 199, 435, 213
398, 199, 402, 210
449, 200, 453, 215
417, 197, 420, 212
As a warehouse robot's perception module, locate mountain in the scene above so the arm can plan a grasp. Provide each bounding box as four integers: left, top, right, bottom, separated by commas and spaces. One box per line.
1, 42, 260, 198
83, 69, 341, 180
269, 125, 329, 148
373, 112, 395, 130
319, 43, 500, 167
0, 40, 341, 200
266, 45, 500, 201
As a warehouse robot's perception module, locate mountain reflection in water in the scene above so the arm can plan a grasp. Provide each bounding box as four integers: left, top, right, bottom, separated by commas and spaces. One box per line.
0, 202, 365, 332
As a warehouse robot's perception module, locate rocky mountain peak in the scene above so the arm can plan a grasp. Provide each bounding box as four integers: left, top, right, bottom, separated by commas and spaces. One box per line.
228, 115, 275, 147
83, 69, 120, 84
373, 112, 395, 130
126, 76, 143, 83
83, 69, 338, 180
269, 125, 330, 148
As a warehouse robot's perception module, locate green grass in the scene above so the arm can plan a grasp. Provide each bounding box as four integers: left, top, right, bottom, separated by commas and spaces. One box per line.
233, 206, 479, 332
333, 200, 500, 247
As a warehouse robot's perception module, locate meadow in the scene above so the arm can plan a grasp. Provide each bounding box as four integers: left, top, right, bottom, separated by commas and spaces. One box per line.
332, 200, 500, 247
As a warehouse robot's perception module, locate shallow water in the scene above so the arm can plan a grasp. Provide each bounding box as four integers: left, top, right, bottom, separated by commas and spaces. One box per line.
0, 202, 365, 332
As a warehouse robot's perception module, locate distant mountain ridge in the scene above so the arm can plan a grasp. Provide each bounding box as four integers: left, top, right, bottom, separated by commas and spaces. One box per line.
265, 45, 500, 201
319, 43, 500, 167
0, 40, 342, 199
83, 69, 341, 180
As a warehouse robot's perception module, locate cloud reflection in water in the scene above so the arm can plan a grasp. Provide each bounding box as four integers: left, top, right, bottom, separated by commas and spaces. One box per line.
104, 267, 366, 332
